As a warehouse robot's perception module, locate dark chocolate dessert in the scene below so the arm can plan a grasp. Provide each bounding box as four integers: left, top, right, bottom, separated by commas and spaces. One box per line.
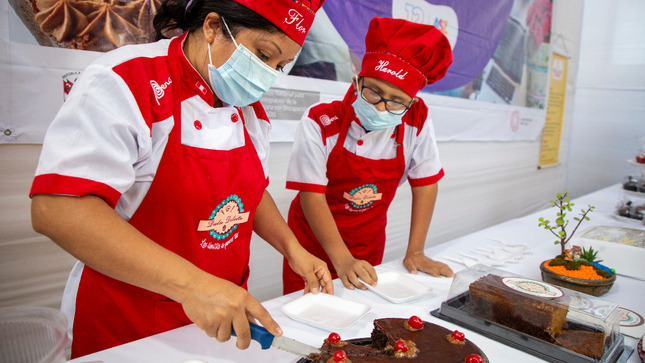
308, 317, 488, 362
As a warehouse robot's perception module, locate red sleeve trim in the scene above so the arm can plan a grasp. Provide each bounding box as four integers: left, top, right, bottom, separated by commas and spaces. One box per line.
30, 174, 121, 209
285, 181, 326, 193
408, 168, 445, 187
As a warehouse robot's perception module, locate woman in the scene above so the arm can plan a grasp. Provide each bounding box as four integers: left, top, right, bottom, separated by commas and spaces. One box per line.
30, 0, 329, 358
283, 17, 454, 294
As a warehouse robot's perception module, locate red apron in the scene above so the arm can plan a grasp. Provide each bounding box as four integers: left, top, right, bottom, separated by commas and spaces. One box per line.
283, 114, 405, 294
71, 38, 267, 358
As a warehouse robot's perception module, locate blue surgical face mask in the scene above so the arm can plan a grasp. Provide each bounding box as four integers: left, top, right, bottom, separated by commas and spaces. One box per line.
351, 79, 404, 131
207, 18, 279, 107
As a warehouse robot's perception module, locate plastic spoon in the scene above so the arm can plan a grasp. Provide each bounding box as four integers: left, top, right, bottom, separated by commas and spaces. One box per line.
441, 256, 477, 268
459, 252, 506, 267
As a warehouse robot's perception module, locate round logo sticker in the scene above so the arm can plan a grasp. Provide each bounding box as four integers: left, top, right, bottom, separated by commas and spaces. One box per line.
343, 184, 382, 209
501, 277, 564, 298
619, 307, 644, 327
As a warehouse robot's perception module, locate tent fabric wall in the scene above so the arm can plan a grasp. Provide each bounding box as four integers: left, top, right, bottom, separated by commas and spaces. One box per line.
565, 0, 645, 197
1, 0, 621, 309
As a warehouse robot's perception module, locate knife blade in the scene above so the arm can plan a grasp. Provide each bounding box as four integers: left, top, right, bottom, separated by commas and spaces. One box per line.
232, 322, 321, 357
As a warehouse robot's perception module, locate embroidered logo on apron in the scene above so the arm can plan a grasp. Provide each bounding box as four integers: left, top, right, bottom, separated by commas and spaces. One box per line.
197, 195, 250, 240
343, 184, 383, 209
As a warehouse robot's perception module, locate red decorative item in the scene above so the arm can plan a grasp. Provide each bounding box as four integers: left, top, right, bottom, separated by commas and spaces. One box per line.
465, 354, 484, 363
328, 332, 341, 343
451, 330, 465, 342
394, 340, 408, 352
636, 154, 645, 164
333, 350, 348, 362
408, 315, 423, 329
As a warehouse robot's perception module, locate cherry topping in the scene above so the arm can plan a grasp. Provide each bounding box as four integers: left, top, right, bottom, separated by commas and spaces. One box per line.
394, 340, 408, 352
451, 330, 465, 342
465, 354, 484, 363
333, 350, 348, 362
328, 332, 341, 343
408, 315, 423, 329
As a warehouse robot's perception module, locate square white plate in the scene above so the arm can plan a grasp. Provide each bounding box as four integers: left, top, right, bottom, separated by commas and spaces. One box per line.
281, 293, 371, 331
359, 271, 433, 303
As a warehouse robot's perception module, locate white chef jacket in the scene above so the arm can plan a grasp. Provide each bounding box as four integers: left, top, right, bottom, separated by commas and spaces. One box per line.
30, 33, 273, 340
30, 34, 272, 221
286, 89, 444, 192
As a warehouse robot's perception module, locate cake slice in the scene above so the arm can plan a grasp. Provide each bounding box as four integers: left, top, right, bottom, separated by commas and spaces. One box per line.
555, 329, 605, 359
468, 274, 568, 342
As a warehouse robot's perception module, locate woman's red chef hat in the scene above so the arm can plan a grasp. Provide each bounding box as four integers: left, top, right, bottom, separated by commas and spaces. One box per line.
359, 17, 453, 97
232, 0, 325, 46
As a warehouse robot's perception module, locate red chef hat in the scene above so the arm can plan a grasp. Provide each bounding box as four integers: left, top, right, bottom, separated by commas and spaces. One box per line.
232, 0, 325, 46
359, 17, 453, 97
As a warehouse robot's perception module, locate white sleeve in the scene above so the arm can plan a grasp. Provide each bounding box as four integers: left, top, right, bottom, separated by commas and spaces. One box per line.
33, 62, 150, 203
285, 114, 330, 192
406, 117, 444, 185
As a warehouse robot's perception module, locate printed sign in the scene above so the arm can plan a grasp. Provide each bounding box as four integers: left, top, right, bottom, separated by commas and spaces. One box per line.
502, 277, 564, 298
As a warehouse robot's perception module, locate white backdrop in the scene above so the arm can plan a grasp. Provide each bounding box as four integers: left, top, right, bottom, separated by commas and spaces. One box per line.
565, 0, 645, 197
4, 0, 624, 310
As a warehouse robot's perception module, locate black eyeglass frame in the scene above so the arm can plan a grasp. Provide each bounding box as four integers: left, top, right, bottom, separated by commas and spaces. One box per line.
358, 79, 413, 115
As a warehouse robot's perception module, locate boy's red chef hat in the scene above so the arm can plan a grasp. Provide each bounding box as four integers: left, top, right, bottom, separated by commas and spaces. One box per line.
359, 17, 453, 97
232, 0, 325, 46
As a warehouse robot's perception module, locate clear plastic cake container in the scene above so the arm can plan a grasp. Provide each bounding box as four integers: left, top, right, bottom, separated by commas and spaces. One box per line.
430, 264, 630, 363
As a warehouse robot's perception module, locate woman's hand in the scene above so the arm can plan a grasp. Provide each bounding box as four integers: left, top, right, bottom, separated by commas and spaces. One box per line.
31, 194, 281, 350
179, 273, 282, 349
403, 252, 454, 277
286, 248, 334, 295
334, 255, 378, 290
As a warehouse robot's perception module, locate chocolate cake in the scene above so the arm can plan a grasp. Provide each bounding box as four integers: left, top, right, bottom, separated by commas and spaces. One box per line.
468, 274, 568, 342
468, 274, 607, 359
555, 329, 605, 360
9, 0, 171, 52
308, 317, 488, 362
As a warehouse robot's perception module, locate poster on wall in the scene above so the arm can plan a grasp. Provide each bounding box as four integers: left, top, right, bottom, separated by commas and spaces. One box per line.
1, 0, 553, 144
539, 52, 567, 168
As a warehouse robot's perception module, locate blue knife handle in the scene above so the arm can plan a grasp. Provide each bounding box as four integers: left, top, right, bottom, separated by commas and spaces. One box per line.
231, 322, 275, 349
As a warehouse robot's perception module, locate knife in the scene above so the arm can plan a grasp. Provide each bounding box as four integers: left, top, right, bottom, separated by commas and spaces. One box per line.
232, 322, 321, 357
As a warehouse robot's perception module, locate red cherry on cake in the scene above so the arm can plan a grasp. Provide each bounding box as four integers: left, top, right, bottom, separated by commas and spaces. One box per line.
408, 315, 423, 329
333, 350, 348, 362
465, 354, 484, 363
451, 330, 465, 342
328, 332, 341, 343
394, 340, 408, 352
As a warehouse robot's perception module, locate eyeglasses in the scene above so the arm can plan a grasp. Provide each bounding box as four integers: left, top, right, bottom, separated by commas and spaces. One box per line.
359, 80, 412, 115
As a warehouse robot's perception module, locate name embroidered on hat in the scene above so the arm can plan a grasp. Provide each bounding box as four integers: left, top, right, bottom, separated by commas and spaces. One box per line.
375, 60, 408, 80
284, 9, 306, 34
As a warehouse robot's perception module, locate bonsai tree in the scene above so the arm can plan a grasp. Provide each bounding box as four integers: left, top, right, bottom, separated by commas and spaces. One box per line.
538, 191, 595, 257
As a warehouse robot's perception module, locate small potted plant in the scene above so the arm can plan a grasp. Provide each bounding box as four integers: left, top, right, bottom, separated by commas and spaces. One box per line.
537, 191, 615, 296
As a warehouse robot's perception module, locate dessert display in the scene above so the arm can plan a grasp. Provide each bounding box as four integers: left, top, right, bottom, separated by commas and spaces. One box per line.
433, 265, 625, 363
9, 0, 170, 52
616, 198, 645, 221
469, 274, 568, 342
625, 140, 645, 194
306, 316, 488, 362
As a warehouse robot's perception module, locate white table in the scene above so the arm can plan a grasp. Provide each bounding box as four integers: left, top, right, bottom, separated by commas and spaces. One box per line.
70, 184, 645, 363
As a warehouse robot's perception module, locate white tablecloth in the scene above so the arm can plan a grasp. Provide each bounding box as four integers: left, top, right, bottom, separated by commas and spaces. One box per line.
70, 184, 645, 363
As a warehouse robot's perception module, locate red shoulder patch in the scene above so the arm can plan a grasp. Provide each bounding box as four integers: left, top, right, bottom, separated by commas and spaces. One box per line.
113, 56, 173, 132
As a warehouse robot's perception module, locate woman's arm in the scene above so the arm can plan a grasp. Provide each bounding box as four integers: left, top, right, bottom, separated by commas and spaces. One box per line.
403, 183, 454, 277
299, 191, 377, 290
252, 190, 333, 294
31, 194, 281, 348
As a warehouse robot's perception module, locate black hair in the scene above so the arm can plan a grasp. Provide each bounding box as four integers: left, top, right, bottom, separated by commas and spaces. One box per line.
153, 0, 281, 40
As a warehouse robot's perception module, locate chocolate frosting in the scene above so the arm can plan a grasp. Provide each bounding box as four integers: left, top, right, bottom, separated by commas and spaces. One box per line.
33, 0, 160, 51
